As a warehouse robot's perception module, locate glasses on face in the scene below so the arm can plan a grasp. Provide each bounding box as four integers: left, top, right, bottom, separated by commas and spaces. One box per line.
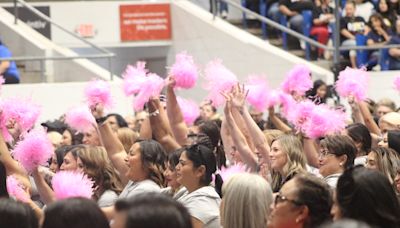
319, 149, 335, 158
274, 192, 303, 206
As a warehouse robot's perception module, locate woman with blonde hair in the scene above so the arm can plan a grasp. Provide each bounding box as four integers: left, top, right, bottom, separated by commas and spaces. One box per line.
365, 147, 399, 184
117, 127, 139, 153
270, 135, 307, 192
76, 146, 123, 207
221, 173, 273, 228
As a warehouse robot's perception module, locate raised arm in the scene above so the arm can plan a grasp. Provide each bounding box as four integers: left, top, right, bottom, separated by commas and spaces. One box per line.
147, 97, 181, 153
303, 138, 320, 168
358, 100, 381, 135
91, 105, 129, 186
230, 84, 270, 165
166, 76, 189, 146
220, 117, 234, 163
0, 124, 30, 189
223, 93, 258, 172
31, 167, 56, 205
268, 107, 292, 133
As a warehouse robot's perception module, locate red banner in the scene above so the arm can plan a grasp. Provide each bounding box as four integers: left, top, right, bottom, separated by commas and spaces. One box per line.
120, 4, 171, 41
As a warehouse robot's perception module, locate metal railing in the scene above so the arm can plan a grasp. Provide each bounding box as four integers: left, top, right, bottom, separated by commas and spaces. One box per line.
0, 0, 115, 82
211, 0, 400, 74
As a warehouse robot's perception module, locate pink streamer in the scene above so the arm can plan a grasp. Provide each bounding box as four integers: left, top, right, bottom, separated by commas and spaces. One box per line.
6, 175, 30, 202
84, 79, 113, 109
176, 97, 200, 125
170, 52, 198, 89
122, 62, 165, 111
64, 106, 95, 133
0, 97, 41, 142
52, 171, 94, 200
245, 75, 269, 112
281, 64, 312, 96
203, 59, 238, 107
12, 127, 54, 172
219, 163, 247, 182
335, 67, 369, 102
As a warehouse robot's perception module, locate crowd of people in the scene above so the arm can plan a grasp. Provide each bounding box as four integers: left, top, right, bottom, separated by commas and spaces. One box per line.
239, 0, 400, 70
0, 71, 400, 228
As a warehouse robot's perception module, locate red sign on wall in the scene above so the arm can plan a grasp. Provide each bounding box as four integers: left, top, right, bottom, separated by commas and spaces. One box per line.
120, 4, 171, 41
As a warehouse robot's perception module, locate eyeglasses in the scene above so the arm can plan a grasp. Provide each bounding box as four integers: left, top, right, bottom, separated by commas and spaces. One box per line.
319, 149, 335, 158
274, 192, 303, 206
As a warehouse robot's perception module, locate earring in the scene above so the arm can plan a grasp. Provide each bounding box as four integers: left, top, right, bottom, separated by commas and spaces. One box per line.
296, 218, 300, 223
339, 163, 343, 166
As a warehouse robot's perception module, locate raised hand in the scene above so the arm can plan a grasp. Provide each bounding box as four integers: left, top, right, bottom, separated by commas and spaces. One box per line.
90, 103, 105, 119
221, 91, 233, 116
231, 84, 249, 109
167, 75, 176, 89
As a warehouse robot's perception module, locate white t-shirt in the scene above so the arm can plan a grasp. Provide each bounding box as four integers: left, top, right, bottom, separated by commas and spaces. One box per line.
98, 190, 118, 207
118, 179, 160, 199
354, 156, 367, 166
161, 186, 188, 200
178, 186, 221, 228
323, 173, 342, 188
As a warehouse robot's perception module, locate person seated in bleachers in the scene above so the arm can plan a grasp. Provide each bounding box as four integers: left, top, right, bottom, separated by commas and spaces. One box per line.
0, 39, 19, 84
340, 0, 368, 68
377, 0, 397, 32
388, 19, 400, 69
279, 0, 314, 49
311, 0, 334, 59
366, 13, 393, 70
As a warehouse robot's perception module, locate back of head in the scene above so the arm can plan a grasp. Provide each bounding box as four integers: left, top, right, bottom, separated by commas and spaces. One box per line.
294, 174, 332, 228
117, 127, 138, 153
124, 193, 192, 228
222, 173, 273, 228
137, 139, 167, 186
388, 130, 400, 155
42, 197, 109, 228
77, 146, 122, 195
379, 112, 400, 130
276, 134, 307, 173
336, 166, 400, 227
377, 98, 396, 112
0, 198, 38, 228
345, 123, 371, 155
199, 120, 226, 169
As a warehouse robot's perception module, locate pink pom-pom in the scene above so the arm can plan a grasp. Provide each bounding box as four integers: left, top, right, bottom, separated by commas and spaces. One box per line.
122, 62, 165, 111
122, 61, 148, 96
65, 106, 95, 133
303, 105, 346, 139
0, 97, 41, 142
281, 65, 312, 96
246, 75, 269, 112
219, 163, 247, 182
335, 67, 369, 102
6, 175, 30, 202
133, 73, 165, 111
12, 128, 54, 172
394, 76, 400, 91
203, 59, 238, 107
176, 97, 200, 125
84, 79, 113, 109
52, 171, 94, 200
265, 90, 296, 116
170, 52, 198, 89
287, 100, 316, 131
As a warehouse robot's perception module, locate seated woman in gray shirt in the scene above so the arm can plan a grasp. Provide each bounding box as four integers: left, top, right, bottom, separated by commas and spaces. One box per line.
176, 144, 222, 228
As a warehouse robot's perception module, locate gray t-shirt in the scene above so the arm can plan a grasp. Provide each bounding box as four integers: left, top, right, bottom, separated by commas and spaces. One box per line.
178, 186, 221, 228
98, 190, 118, 207
118, 180, 161, 199
161, 186, 188, 200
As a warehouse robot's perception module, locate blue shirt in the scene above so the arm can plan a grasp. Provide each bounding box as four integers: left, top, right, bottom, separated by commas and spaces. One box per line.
387, 34, 400, 70
0, 44, 19, 79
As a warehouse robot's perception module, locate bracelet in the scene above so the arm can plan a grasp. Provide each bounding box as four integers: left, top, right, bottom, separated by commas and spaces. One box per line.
96, 116, 107, 124
148, 110, 160, 117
